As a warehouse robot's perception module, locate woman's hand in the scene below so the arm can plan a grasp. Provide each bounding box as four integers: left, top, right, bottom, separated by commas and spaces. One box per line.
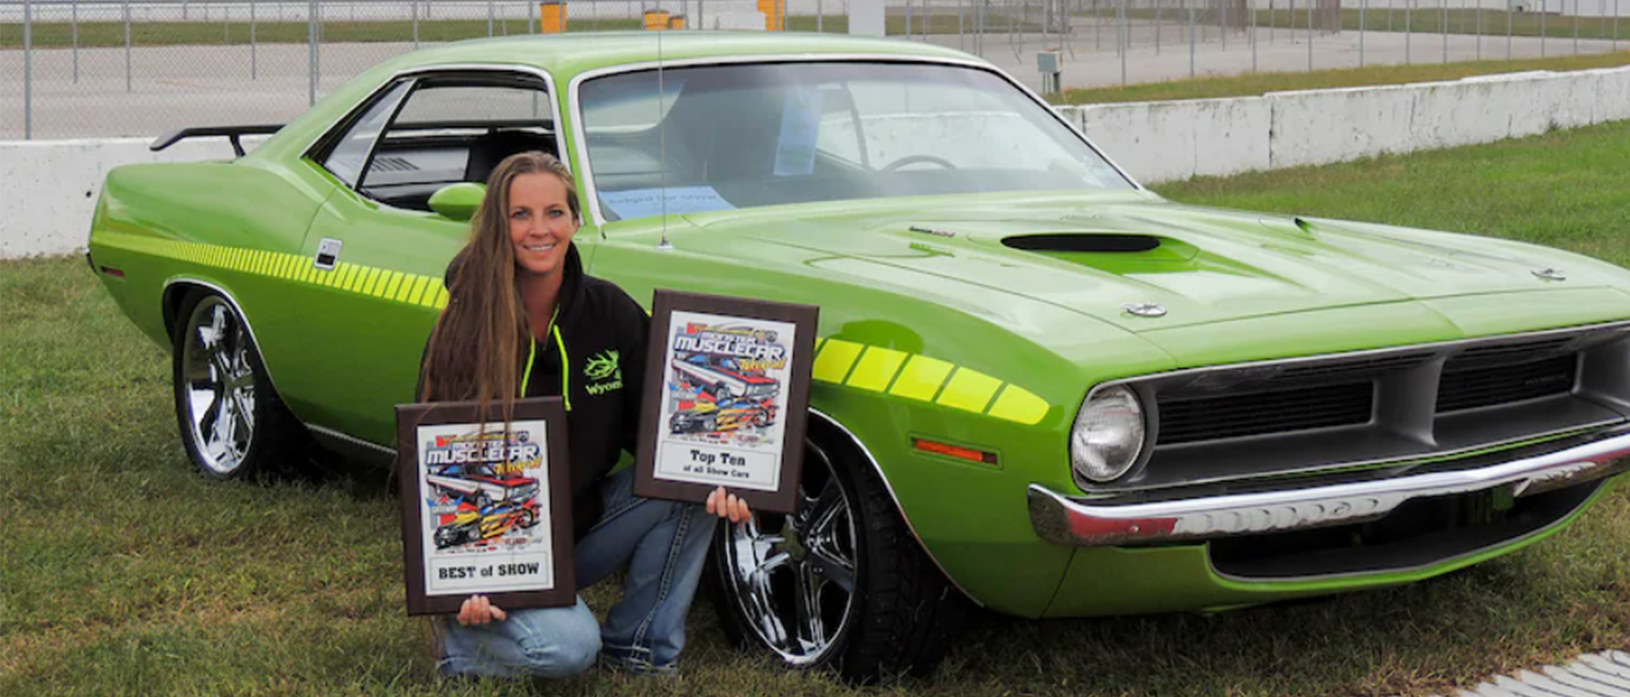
457, 594, 508, 626
706, 486, 753, 527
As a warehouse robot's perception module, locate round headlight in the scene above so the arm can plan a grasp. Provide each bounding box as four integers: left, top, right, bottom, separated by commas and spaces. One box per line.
1071, 385, 1146, 483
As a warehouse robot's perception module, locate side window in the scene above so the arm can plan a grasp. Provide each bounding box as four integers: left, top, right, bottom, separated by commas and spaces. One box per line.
317, 72, 557, 211
392, 85, 549, 126
321, 80, 412, 188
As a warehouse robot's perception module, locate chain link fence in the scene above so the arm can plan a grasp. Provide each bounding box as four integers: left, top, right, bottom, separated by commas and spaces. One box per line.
1, 0, 1624, 139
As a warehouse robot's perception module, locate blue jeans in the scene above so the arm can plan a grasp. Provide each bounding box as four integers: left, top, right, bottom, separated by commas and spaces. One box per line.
437, 467, 718, 678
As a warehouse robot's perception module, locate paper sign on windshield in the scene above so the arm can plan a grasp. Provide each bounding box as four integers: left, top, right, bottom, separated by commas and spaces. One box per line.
599, 186, 735, 220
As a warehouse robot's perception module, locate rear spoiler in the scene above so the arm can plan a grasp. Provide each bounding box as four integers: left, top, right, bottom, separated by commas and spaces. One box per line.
150, 124, 284, 157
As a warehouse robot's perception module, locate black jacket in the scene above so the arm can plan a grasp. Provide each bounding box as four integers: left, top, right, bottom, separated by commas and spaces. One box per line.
424, 243, 650, 541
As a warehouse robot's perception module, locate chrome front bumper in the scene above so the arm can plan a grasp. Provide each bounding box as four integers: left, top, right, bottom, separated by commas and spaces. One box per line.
1029, 430, 1630, 547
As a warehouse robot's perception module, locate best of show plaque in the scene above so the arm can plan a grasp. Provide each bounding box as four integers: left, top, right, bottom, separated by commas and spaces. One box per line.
634, 290, 819, 514
394, 397, 574, 615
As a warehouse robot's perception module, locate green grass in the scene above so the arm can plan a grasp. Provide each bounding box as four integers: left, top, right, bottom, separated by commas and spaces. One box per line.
0, 18, 643, 48
1251, 8, 1624, 40
1074, 7, 1626, 40
0, 15, 1033, 49
1160, 119, 1630, 268
4, 123, 1630, 696
789, 13, 1040, 35
1056, 50, 1630, 103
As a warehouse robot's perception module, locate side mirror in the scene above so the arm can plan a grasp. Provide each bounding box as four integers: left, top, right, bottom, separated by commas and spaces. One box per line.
429, 182, 486, 222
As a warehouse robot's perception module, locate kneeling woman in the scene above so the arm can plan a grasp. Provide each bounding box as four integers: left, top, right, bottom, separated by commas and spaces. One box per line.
418, 151, 751, 677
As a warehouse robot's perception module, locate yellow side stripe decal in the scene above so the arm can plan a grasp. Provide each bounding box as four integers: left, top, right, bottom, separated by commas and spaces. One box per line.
811, 339, 864, 384
889, 355, 954, 402
846, 346, 908, 392
937, 367, 1003, 413
987, 384, 1052, 426
806, 339, 1052, 426
382, 271, 404, 299
96, 233, 449, 313
401, 275, 420, 303
406, 275, 430, 305
98, 233, 1051, 425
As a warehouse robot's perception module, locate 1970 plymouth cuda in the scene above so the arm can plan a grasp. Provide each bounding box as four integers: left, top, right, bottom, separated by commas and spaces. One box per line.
85, 32, 1630, 681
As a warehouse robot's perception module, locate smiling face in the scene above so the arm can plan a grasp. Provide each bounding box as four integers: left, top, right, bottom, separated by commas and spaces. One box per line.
507, 171, 578, 277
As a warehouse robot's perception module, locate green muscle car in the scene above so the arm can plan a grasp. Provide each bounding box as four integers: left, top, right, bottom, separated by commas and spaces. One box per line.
85, 32, 1630, 682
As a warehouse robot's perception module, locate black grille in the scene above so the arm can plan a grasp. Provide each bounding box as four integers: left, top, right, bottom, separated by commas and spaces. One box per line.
1436, 354, 1578, 413
1278, 354, 1431, 381
1446, 336, 1573, 369
1157, 382, 1375, 445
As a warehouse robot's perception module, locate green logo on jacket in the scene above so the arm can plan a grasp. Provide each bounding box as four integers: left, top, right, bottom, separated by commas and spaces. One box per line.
585, 351, 622, 395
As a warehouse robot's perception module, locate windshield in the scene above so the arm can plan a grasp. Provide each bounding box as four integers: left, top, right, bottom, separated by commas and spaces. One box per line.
744, 382, 780, 400
578, 61, 1132, 222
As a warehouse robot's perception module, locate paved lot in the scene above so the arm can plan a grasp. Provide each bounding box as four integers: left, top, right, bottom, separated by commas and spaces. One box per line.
0, 29, 1622, 138
966, 20, 1623, 88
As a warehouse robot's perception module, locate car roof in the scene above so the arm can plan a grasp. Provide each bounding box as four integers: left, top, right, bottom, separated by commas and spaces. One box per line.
384, 30, 985, 77
247, 31, 990, 165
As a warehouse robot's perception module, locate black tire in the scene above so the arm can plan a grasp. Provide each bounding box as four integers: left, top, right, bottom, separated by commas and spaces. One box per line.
171, 289, 306, 480
707, 424, 968, 683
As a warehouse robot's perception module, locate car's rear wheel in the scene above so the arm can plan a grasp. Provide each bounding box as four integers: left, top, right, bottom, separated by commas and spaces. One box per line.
172, 290, 303, 480
708, 428, 968, 683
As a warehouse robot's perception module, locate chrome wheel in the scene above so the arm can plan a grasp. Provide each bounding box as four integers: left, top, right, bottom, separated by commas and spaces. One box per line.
717, 442, 858, 666
179, 296, 257, 476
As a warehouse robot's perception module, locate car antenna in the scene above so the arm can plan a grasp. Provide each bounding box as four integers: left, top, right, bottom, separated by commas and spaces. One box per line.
656, 25, 673, 252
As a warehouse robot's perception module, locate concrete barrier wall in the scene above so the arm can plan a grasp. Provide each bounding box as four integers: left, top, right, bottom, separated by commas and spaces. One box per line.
2, 1, 845, 23
4, 66, 1627, 258
1067, 66, 1630, 184
0, 137, 253, 258
1075, 98, 1273, 184
1589, 65, 1630, 122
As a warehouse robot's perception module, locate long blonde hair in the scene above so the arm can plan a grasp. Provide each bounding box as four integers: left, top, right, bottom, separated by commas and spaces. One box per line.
418, 151, 581, 422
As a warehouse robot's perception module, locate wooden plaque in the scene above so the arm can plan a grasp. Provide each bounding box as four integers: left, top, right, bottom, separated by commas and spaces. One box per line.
394, 397, 574, 615
634, 290, 818, 514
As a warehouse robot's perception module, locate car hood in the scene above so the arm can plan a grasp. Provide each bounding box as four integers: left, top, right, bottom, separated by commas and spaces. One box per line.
672, 193, 1620, 333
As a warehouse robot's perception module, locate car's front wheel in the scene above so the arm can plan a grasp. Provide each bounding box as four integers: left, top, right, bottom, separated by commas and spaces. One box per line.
172, 290, 304, 480
708, 428, 968, 683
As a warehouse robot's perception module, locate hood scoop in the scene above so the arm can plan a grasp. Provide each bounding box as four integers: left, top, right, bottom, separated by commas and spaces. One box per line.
1002, 233, 1162, 253
999, 232, 1201, 276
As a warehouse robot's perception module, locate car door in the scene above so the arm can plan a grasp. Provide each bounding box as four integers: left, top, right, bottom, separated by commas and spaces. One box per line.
283, 68, 568, 446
